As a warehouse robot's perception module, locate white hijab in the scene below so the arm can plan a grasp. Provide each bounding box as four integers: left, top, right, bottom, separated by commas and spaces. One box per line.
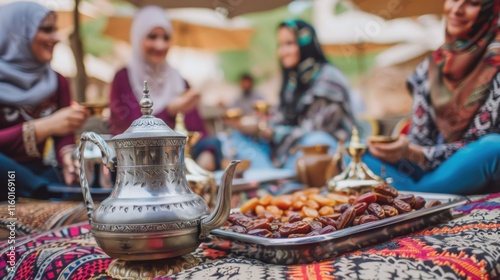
0, 1, 57, 107
127, 6, 186, 114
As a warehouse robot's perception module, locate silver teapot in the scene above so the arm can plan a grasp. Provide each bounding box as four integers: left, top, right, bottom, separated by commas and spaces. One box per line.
76, 82, 239, 261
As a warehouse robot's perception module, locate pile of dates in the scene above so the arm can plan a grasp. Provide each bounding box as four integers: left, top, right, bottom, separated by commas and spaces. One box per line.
221, 184, 441, 238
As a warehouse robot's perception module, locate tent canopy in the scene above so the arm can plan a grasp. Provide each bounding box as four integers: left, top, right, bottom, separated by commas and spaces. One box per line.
123, 0, 293, 18
350, 0, 444, 19
103, 15, 255, 51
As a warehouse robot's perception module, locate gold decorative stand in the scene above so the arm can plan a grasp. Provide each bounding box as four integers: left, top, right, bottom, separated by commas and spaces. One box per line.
252, 100, 269, 115
107, 254, 201, 279
253, 100, 270, 135
327, 126, 384, 194
174, 113, 218, 208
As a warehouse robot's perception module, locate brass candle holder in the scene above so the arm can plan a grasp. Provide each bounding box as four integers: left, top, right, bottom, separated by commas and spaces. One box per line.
174, 113, 217, 208
253, 100, 269, 115
327, 126, 384, 194
174, 113, 202, 157
223, 108, 243, 136
224, 108, 243, 120
253, 100, 269, 131
80, 102, 108, 118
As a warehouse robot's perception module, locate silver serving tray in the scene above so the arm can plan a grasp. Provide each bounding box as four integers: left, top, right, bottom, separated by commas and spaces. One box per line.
210, 192, 468, 265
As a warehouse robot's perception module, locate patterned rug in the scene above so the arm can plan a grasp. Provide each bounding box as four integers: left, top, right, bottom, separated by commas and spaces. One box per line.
1, 194, 499, 279
0, 199, 88, 240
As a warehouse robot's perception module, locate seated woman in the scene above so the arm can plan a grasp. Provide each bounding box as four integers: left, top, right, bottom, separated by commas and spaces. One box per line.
365, 0, 500, 195
0, 2, 89, 200
228, 20, 355, 170
109, 6, 222, 171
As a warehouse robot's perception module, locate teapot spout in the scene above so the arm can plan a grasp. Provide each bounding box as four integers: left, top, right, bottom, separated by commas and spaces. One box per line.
199, 160, 240, 239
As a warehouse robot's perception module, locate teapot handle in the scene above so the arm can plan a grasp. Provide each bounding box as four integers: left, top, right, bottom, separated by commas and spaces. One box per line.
76, 132, 115, 222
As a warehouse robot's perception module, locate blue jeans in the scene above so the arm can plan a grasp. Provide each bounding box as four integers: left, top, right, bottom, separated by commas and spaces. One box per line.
224, 131, 274, 169
0, 153, 63, 200
226, 131, 338, 170
362, 134, 500, 195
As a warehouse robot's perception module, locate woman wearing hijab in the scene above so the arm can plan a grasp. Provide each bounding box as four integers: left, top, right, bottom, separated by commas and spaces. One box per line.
365, 0, 500, 195
229, 19, 355, 170
0, 2, 89, 200
109, 6, 222, 171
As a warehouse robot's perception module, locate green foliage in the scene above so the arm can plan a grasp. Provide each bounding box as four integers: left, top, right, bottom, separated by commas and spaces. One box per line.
217, 51, 251, 83
80, 16, 113, 57
108, 0, 136, 14
328, 53, 377, 82
334, 1, 349, 15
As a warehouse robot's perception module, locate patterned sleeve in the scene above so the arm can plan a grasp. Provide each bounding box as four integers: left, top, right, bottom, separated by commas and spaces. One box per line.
303, 65, 354, 142
299, 98, 350, 140
408, 60, 500, 169
271, 65, 354, 166
271, 99, 346, 145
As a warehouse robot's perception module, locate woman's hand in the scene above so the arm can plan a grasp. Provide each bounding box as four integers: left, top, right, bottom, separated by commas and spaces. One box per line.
368, 134, 426, 167
367, 134, 410, 163
228, 116, 272, 139
259, 126, 274, 140
237, 121, 260, 136
167, 89, 201, 115
61, 148, 79, 185
51, 104, 89, 136
34, 104, 89, 143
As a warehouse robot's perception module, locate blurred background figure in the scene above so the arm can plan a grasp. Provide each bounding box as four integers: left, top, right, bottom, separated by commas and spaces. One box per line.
226, 73, 264, 115
0, 1, 89, 200
227, 19, 355, 171
365, 0, 500, 195
108, 5, 222, 171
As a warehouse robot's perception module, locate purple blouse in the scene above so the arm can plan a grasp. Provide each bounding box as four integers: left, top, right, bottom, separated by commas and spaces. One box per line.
109, 68, 208, 137
0, 73, 74, 164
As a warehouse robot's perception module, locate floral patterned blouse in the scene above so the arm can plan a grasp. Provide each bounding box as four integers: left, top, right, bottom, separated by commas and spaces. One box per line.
407, 59, 500, 169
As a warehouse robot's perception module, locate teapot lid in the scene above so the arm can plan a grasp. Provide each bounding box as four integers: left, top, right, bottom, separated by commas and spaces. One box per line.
112, 81, 186, 141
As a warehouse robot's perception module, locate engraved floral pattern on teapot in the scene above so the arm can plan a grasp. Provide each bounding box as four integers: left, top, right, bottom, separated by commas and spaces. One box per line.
76, 82, 239, 260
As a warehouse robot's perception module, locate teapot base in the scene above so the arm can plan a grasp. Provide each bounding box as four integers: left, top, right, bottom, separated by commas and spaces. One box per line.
93, 227, 202, 261
107, 254, 201, 279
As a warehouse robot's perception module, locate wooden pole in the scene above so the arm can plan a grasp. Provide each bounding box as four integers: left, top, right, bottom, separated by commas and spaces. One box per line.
69, 0, 87, 102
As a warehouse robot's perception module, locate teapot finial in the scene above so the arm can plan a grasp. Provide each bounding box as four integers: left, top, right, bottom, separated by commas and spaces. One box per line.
140, 81, 153, 116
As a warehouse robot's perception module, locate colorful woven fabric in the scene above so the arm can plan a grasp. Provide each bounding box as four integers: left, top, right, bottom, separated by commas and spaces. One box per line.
0, 223, 111, 279
0, 199, 88, 239
1, 194, 499, 279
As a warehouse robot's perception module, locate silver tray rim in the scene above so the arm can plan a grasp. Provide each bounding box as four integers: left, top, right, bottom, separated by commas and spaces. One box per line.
211, 191, 469, 247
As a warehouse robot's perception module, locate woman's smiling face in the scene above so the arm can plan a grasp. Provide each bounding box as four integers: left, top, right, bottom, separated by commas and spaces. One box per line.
31, 12, 59, 63
277, 26, 300, 69
142, 27, 171, 65
444, 0, 482, 37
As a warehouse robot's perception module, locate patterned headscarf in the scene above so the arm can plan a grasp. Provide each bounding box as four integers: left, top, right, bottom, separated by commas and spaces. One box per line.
429, 0, 500, 142
0, 2, 57, 107
278, 20, 328, 126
